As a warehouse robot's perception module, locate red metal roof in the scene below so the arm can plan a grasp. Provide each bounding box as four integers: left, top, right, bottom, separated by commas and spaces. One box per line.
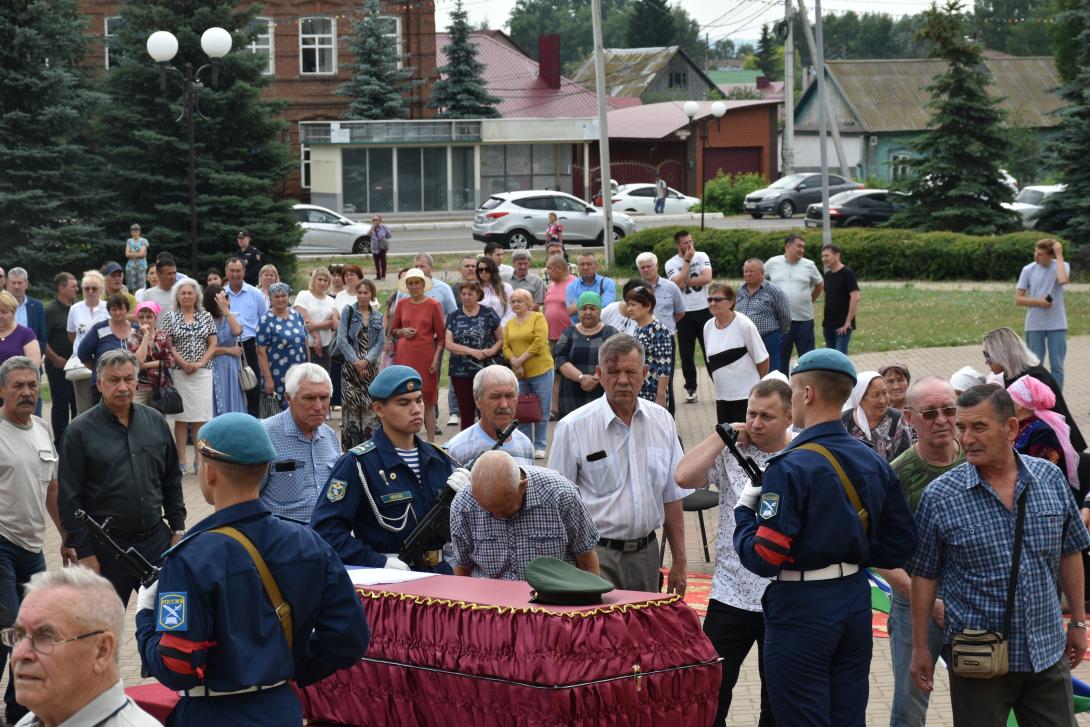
436, 32, 619, 118
607, 99, 780, 140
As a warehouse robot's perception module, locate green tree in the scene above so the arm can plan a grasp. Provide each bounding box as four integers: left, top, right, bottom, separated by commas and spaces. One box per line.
624, 0, 674, 48
432, 0, 501, 118
338, 0, 411, 120
0, 0, 112, 285
889, 0, 1015, 234
1041, 0, 1090, 238
1050, 0, 1086, 82
754, 24, 778, 79
95, 0, 299, 279
670, 5, 703, 62
973, 0, 1052, 55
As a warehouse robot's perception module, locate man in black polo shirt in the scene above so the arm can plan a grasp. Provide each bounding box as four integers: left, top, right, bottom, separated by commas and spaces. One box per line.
236, 230, 263, 286
58, 349, 186, 604
43, 272, 78, 446
820, 244, 860, 354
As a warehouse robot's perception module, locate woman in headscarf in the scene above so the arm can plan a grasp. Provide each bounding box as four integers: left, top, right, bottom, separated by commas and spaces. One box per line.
841, 371, 913, 463
256, 282, 309, 408
1007, 375, 1079, 490
879, 362, 911, 411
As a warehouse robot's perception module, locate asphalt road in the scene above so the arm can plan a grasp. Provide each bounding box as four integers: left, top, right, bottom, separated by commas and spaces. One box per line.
294, 213, 803, 257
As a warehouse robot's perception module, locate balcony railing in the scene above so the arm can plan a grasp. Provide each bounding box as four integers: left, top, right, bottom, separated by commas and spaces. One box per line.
300, 120, 482, 145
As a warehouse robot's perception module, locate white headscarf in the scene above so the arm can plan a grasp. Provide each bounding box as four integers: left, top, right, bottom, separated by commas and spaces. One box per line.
843, 371, 883, 441
950, 366, 985, 393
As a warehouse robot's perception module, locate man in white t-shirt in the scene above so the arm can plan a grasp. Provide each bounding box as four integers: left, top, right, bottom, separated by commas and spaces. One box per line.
1016, 239, 1069, 389
665, 230, 713, 404
141, 256, 179, 323
764, 235, 823, 375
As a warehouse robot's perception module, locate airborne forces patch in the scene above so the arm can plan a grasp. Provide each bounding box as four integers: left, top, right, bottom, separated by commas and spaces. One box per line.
759, 493, 780, 520
327, 479, 348, 502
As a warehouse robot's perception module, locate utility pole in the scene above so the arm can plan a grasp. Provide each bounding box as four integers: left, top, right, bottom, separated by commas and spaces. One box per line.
815, 0, 832, 248
793, 0, 849, 179
782, 0, 795, 176
591, 0, 614, 266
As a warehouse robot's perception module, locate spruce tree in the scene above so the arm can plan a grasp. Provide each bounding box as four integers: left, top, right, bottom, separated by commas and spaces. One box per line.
755, 24, 778, 80
94, 0, 299, 279
338, 0, 410, 120
889, 0, 1014, 235
430, 0, 500, 119
0, 0, 113, 288
1041, 1, 1090, 238
624, 0, 675, 48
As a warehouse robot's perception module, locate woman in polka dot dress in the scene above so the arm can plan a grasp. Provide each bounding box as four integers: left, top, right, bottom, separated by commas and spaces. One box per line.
256, 282, 310, 408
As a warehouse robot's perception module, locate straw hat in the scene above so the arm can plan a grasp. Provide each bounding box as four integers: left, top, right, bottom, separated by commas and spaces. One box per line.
397, 268, 433, 295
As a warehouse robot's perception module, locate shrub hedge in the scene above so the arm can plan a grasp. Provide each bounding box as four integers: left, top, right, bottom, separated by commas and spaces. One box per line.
613, 226, 1074, 281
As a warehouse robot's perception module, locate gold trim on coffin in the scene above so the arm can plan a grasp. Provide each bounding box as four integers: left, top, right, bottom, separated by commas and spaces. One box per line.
357, 587, 682, 618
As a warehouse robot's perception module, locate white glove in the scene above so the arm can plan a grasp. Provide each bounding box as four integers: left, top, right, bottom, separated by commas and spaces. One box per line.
383, 555, 411, 571
447, 467, 471, 493
735, 485, 762, 511
137, 582, 159, 612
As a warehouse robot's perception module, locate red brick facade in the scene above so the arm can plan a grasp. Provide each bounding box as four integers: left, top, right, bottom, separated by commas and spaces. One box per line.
77, 0, 437, 199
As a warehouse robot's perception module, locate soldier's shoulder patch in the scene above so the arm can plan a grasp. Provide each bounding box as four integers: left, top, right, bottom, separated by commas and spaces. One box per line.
326, 479, 348, 502
350, 441, 376, 456
759, 493, 781, 520
157, 592, 187, 632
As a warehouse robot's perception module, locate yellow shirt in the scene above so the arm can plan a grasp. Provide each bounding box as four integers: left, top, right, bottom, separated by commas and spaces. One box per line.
503, 312, 553, 379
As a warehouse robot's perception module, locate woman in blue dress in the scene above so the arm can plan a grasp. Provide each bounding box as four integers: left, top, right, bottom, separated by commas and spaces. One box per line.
256, 282, 309, 409
204, 284, 247, 416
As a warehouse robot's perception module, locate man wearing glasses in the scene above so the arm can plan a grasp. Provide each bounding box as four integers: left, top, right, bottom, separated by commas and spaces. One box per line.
5, 567, 159, 726
875, 376, 963, 727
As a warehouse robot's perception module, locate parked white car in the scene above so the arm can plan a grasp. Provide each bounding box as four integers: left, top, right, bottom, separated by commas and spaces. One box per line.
608, 183, 700, 215
1002, 184, 1066, 229
472, 190, 636, 249
292, 204, 374, 254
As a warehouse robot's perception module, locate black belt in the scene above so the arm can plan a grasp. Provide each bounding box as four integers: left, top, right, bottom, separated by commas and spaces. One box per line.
104, 523, 165, 541
598, 532, 656, 553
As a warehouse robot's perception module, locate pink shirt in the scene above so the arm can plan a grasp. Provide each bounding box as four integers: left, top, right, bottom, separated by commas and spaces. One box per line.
543, 277, 573, 340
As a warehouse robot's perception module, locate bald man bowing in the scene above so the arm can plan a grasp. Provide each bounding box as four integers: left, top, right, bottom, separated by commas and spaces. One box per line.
449, 451, 600, 580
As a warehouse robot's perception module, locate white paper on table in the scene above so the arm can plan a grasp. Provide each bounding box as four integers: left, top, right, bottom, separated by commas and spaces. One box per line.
345, 567, 439, 586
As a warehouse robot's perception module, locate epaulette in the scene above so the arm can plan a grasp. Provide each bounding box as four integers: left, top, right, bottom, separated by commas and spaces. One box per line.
350, 440, 376, 456
425, 441, 459, 466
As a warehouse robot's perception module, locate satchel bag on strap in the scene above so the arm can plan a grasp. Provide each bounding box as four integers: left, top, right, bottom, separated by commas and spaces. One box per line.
795, 443, 870, 533
209, 526, 294, 652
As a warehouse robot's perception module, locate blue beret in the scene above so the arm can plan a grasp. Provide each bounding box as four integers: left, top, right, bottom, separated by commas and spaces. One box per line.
198, 413, 277, 465
369, 365, 423, 400
791, 349, 857, 384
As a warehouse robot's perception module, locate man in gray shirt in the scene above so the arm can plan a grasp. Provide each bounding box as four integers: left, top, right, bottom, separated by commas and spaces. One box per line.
509, 251, 545, 310
1016, 239, 1069, 389
764, 235, 823, 375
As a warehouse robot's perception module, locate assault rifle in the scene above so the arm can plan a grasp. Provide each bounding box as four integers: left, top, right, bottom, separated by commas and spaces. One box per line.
74, 510, 160, 587
400, 420, 520, 569
716, 423, 763, 487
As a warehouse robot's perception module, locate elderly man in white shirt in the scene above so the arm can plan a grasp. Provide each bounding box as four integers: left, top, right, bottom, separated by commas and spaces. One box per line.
548, 334, 687, 595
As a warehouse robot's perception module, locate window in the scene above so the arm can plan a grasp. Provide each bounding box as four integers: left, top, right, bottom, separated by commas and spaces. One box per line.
248, 18, 274, 75
829, 175, 846, 186
553, 196, 585, 213
301, 145, 311, 189
105, 17, 123, 69
376, 16, 403, 67
629, 187, 655, 198
668, 71, 688, 89
300, 17, 335, 74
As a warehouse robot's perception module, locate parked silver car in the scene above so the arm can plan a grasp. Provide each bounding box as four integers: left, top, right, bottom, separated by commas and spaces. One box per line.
292, 204, 374, 254
472, 191, 636, 249
744, 173, 863, 219
1001, 184, 1066, 229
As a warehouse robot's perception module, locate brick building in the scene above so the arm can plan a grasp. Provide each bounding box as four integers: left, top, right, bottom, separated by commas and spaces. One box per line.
77, 0, 437, 199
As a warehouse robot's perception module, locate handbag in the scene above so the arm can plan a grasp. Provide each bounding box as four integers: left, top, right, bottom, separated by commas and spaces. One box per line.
515, 392, 542, 424
239, 358, 258, 392
949, 485, 1027, 679
330, 305, 354, 365
64, 353, 91, 382
149, 358, 184, 416
259, 392, 282, 419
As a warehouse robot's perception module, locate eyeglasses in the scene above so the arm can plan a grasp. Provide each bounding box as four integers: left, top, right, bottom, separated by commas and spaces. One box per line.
909, 406, 957, 421
476, 267, 489, 272
982, 350, 992, 363
82, 287, 100, 292
0, 627, 104, 655
706, 296, 730, 303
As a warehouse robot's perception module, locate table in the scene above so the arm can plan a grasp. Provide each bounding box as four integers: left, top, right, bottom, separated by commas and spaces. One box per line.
298, 575, 721, 726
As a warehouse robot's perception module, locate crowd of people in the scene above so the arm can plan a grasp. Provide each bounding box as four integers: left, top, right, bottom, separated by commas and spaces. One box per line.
0, 229, 1082, 727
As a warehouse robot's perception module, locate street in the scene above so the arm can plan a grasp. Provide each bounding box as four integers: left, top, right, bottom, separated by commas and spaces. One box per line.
293, 212, 803, 256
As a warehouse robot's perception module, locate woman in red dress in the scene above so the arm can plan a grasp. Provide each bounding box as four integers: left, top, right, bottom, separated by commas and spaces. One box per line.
391, 268, 445, 442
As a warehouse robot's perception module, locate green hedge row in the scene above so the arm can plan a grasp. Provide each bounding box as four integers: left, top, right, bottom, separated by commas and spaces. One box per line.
614, 226, 1073, 281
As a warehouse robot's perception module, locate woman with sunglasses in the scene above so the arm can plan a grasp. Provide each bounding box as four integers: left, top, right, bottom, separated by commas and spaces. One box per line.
702, 283, 768, 425
475, 257, 514, 327
842, 371, 913, 462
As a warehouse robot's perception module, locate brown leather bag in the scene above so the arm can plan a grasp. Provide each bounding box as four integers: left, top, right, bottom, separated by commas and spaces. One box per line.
515, 393, 541, 423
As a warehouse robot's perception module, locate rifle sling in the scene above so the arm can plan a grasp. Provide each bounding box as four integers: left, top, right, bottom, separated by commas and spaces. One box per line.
795, 443, 870, 533
210, 526, 293, 652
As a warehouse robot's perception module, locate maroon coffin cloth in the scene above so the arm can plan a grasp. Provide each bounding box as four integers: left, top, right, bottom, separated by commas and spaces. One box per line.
298, 575, 722, 726
126, 682, 176, 723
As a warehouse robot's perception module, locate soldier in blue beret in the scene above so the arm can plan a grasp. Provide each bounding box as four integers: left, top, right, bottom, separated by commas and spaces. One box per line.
134, 412, 370, 725
310, 365, 459, 572
733, 349, 917, 726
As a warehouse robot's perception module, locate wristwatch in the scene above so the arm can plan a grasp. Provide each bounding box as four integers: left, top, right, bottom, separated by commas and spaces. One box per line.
1069, 621, 1086, 629
172, 530, 185, 537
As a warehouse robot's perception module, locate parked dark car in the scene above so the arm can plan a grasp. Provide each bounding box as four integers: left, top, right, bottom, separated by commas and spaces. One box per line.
744, 173, 863, 219
804, 189, 909, 228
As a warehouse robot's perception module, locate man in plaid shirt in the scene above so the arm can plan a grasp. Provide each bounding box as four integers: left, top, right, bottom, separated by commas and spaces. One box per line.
909, 384, 1090, 726
735, 258, 791, 374
449, 451, 600, 580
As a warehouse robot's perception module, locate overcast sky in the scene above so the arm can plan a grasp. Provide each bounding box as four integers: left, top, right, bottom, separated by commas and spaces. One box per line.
437, 0, 950, 44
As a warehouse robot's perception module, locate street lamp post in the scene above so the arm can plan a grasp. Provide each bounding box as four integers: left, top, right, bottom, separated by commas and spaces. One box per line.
683, 100, 727, 231
146, 28, 233, 276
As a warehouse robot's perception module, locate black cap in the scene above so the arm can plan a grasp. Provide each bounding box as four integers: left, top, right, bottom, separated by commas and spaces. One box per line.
237, 230, 251, 238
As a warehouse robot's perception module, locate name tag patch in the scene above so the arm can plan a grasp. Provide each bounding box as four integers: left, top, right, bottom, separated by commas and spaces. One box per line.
326, 479, 347, 502
157, 592, 187, 632
380, 490, 413, 504
759, 493, 780, 520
